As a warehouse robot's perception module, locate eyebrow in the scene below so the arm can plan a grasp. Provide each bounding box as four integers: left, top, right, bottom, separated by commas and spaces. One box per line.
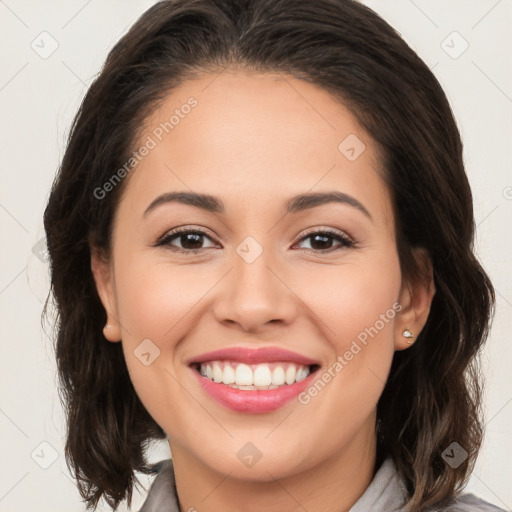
143, 190, 372, 220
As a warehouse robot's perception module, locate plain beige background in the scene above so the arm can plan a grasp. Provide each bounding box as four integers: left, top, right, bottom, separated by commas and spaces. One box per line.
1, 1, 511, 510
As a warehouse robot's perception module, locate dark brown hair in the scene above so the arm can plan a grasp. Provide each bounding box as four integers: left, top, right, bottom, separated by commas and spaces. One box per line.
43, 0, 495, 510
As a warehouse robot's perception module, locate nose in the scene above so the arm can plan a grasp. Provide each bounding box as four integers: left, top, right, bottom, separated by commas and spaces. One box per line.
212, 244, 297, 334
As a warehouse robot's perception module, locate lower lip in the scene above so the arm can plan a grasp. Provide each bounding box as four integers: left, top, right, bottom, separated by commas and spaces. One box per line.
191, 366, 318, 413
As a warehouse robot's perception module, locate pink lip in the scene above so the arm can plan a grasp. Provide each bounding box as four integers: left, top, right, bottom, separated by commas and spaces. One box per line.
187, 347, 320, 413
187, 346, 319, 366
190, 366, 318, 414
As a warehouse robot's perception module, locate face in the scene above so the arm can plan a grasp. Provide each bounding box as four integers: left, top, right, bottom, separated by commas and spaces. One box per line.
92, 71, 433, 481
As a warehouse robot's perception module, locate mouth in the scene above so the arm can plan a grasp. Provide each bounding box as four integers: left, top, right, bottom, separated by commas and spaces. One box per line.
189, 360, 321, 390
187, 346, 322, 413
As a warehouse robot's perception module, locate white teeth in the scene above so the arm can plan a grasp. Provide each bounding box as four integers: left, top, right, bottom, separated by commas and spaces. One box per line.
285, 365, 296, 385
271, 366, 286, 385
222, 365, 235, 385
198, 361, 313, 388
212, 363, 223, 383
253, 364, 272, 386
296, 367, 307, 382
235, 363, 253, 385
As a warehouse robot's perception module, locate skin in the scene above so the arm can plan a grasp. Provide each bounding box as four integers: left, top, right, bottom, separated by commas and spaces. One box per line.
92, 71, 435, 512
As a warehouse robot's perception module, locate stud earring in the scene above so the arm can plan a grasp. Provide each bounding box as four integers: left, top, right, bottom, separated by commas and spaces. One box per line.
402, 328, 414, 339
102, 322, 121, 342
103, 323, 113, 338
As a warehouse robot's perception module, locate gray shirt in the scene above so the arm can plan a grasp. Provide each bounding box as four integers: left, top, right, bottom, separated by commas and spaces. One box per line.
138, 458, 507, 512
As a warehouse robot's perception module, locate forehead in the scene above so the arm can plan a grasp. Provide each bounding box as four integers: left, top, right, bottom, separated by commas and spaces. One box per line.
117, 71, 393, 227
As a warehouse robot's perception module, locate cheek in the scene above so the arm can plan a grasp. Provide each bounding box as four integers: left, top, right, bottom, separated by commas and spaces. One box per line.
292, 255, 401, 419
293, 255, 401, 350
114, 251, 214, 340
111, 254, 210, 421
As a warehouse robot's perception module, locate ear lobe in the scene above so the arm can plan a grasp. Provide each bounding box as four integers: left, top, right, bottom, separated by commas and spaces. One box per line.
395, 248, 436, 351
90, 248, 122, 342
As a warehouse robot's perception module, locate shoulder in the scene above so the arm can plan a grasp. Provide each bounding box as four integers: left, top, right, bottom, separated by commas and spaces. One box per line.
437, 492, 507, 512
138, 459, 180, 512
363, 457, 507, 512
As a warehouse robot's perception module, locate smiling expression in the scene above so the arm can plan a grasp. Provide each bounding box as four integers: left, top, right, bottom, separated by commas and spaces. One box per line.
92, 70, 430, 481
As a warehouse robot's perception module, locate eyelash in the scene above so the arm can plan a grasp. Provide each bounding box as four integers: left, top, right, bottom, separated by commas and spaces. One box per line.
154, 227, 356, 255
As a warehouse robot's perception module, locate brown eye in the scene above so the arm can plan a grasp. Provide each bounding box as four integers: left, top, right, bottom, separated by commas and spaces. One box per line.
294, 229, 355, 253
156, 228, 217, 253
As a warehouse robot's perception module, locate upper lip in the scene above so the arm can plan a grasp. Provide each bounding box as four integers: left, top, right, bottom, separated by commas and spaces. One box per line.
187, 346, 320, 367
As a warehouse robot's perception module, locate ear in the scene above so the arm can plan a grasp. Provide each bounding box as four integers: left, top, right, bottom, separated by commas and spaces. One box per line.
395, 248, 436, 351
90, 247, 122, 342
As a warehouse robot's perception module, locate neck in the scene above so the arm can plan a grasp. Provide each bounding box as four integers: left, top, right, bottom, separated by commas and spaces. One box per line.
170, 426, 377, 512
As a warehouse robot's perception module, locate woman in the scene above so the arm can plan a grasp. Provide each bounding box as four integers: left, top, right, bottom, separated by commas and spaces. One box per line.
43, 0, 504, 510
